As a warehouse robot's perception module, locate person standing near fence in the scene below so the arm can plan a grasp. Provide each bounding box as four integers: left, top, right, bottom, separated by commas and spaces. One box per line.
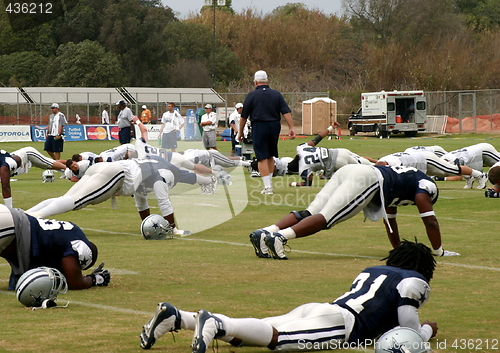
101, 106, 110, 124
159, 103, 184, 152
238, 70, 295, 195
116, 100, 134, 144
44, 103, 68, 160
200, 104, 218, 151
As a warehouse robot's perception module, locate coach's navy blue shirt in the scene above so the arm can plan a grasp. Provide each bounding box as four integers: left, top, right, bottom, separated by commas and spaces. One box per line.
241, 85, 291, 122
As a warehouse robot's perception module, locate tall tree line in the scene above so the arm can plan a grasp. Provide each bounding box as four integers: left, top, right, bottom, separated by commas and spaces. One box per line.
1, 0, 500, 93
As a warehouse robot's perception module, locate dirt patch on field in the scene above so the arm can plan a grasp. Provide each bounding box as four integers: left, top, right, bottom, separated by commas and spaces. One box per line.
446, 114, 500, 132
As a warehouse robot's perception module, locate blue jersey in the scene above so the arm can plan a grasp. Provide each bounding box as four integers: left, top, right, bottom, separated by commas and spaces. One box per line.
140, 155, 197, 188
333, 266, 430, 342
0, 150, 14, 171
375, 165, 438, 207
27, 214, 94, 271
241, 85, 291, 122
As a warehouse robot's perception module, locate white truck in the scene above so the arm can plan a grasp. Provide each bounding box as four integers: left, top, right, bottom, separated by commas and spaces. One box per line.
347, 90, 427, 138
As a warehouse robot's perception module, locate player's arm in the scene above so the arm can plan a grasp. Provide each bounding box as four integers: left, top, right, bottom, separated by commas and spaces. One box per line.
60, 255, 93, 290
397, 305, 437, 341
132, 116, 148, 142
383, 206, 400, 247
1, 166, 12, 207
307, 122, 339, 146
414, 192, 442, 253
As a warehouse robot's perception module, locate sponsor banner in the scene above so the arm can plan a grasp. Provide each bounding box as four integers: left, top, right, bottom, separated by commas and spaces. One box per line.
0, 125, 31, 142
145, 124, 161, 141
85, 125, 111, 140
31, 125, 48, 142
65, 125, 86, 141
109, 125, 120, 140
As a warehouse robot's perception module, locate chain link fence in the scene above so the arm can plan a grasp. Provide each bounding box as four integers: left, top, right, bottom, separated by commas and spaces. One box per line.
426, 89, 500, 133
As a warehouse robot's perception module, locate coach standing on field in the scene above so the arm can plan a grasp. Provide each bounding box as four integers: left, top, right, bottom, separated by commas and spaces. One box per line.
116, 100, 134, 144
238, 70, 295, 195
44, 103, 68, 161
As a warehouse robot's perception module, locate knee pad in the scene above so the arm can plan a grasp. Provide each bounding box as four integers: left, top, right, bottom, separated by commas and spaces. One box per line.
291, 210, 311, 221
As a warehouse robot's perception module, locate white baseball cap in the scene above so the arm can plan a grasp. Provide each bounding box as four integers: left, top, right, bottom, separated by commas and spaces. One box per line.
254, 70, 268, 81
235, 103, 243, 109
205, 104, 212, 109
142, 105, 147, 109
50, 103, 59, 109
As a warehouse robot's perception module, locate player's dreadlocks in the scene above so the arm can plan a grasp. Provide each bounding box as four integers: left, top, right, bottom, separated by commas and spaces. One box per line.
383, 239, 436, 282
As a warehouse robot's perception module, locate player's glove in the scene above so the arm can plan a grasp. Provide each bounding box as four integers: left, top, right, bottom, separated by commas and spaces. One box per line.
89, 262, 111, 286
485, 188, 500, 198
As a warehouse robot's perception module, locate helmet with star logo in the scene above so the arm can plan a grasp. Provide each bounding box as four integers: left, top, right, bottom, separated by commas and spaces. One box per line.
375, 327, 431, 353
140, 214, 174, 240
15, 267, 68, 307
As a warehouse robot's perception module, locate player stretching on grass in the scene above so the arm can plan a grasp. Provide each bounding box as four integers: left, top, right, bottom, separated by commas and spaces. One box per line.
250, 164, 459, 259
139, 240, 438, 352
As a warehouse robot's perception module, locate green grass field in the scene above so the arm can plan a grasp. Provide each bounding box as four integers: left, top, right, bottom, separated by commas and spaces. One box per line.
1, 133, 500, 353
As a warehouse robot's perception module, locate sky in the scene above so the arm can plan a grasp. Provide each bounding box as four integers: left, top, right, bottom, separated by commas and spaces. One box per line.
161, 0, 344, 19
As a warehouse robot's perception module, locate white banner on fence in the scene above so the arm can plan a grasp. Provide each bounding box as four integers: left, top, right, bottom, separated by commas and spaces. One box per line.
0, 125, 31, 142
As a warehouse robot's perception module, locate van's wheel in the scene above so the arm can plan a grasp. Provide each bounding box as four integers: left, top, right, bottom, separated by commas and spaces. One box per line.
348, 123, 356, 136
374, 125, 381, 137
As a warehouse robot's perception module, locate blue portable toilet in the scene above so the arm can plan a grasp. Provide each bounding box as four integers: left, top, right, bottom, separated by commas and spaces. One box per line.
185, 109, 196, 140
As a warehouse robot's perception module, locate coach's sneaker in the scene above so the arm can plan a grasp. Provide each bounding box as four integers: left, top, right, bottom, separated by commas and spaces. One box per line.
264, 232, 289, 260
249, 229, 271, 258
476, 172, 488, 189
463, 176, 474, 189
140, 302, 181, 349
191, 310, 226, 353
260, 186, 273, 195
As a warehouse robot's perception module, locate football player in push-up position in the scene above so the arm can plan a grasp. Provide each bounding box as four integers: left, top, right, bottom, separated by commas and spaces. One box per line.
26, 155, 217, 236
438, 143, 500, 189
139, 240, 438, 352
376, 150, 488, 187
0, 204, 110, 291
485, 162, 500, 197
250, 164, 460, 260
1, 147, 67, 208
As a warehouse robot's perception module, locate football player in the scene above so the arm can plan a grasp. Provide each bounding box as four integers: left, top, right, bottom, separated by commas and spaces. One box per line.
440, 143, 500, 189
25, 155, 216, 235
0, 204, 110, 290
139, 240, 438, 352
485, 161, 500, 197
404, 145, 447, 157
376, 151, 487, 187
250, 164, 459, 260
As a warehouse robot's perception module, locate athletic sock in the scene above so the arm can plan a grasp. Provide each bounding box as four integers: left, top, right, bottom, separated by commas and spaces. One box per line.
263, 224, 280, 233
215, 314, 274, 347
262, 175, 272, 188
280, 227, 296, 239
179, 309, 196, 330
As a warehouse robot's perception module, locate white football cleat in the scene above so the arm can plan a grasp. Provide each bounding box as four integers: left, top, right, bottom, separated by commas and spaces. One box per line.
476, 173, 488, 189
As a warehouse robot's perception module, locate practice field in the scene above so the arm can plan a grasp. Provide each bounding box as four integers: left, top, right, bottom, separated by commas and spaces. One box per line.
1, 134, 499, 353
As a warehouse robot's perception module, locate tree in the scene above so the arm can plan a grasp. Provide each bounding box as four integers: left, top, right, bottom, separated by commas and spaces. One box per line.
0, 51, 48, 86
40, 40, 126, 87
98, 0, 177, 86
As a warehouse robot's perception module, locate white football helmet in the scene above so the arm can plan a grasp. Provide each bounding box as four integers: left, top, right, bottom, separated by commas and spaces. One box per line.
15, 267, 68, 307
375, 327, 431, 353
140, 214, 174, 240
42, 170, 55, 183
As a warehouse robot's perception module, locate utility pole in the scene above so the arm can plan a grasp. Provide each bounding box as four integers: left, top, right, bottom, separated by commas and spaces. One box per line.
205, 0, 226, 88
